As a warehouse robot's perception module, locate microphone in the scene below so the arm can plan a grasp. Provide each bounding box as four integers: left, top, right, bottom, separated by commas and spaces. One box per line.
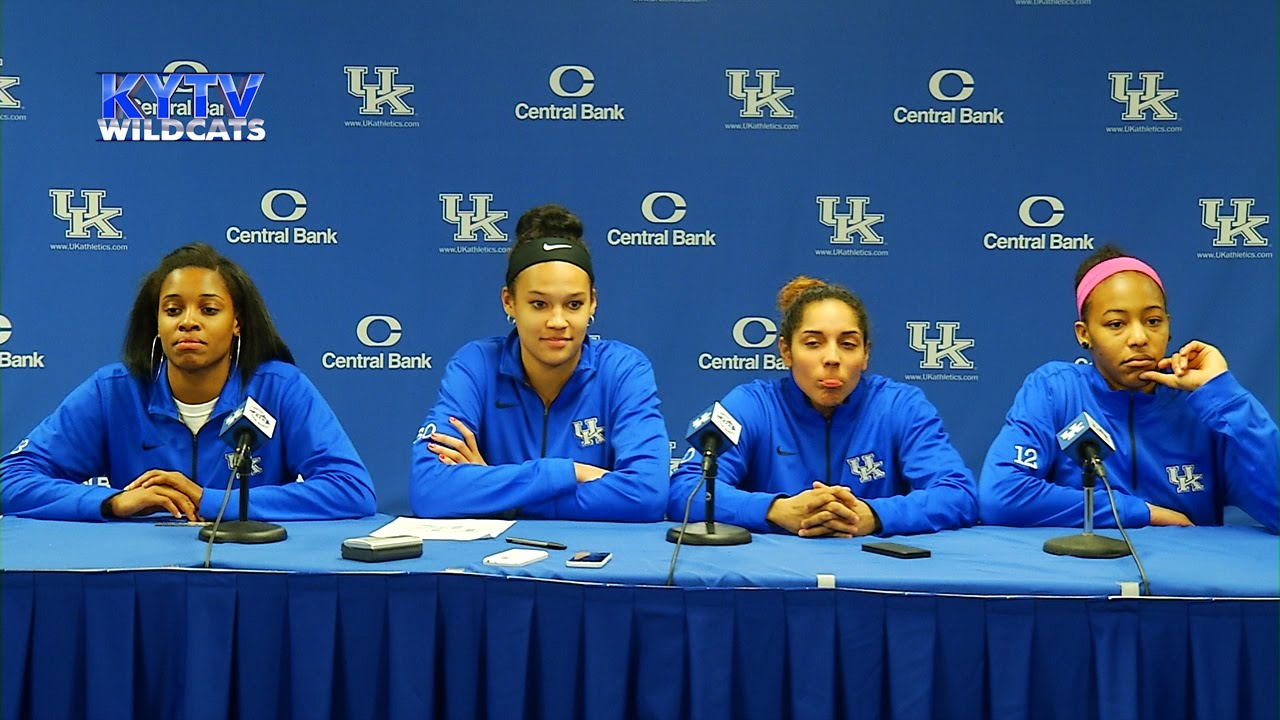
1056, 411, 1115, 475
1044, 411, 1131, 560
200, 396, 287, 546
219, 396, 276, 473
686, 401, 742, 458
665, 402, 751, 548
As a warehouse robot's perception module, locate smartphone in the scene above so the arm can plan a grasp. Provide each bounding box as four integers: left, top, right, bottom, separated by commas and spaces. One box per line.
861, 541, 931, 559
565, 551, 612, 568
483, 548, 549, 567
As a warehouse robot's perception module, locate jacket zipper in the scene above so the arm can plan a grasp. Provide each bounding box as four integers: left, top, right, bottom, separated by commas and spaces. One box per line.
541, 405, 550, 458
190, 429, 199, 485
1128, 395, 1136, 492
825, 418, 832, 484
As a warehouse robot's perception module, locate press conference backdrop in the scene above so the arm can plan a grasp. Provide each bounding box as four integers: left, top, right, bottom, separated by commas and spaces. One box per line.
1, 1, 1276, 516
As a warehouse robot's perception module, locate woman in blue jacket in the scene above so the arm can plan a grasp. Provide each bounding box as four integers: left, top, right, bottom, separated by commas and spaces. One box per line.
667, 276, 977, 537
409, 204, 668, 521
1, 243, 376, 522
978, 245, 1278, 532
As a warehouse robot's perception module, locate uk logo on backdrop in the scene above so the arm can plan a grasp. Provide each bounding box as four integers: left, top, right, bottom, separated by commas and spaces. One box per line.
893, 69, 1005, 126
343, 65, 419, 128
0, 314, 47, 369
724, 69, 798, 131
1196, 198, 1273, 261
605, 192, 717, 249
98, 59, 265, 141
0, 58, 26, 122
514, 65, 626, 122
1105, 71, 1180, 134
225, 189, 339, 246
904, 321, 979, 382
696, 315, 786, 372
438, 193, 509, 253
321, 314, 432, 371
49, 189, 127, 251
815, 196, 889, 257
982, 195, 1097, 252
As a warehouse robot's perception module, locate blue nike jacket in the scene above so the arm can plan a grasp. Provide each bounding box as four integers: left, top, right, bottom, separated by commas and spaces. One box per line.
409, 333, 668, 521
667, 374, 977, 535
978, 362, 1278, 533
0, 361, 376, 521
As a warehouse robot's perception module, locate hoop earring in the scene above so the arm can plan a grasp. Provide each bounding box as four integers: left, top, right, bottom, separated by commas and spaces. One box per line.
151, 335, 163, 381
589, 315, 596, 326
506, 314, 515, 325
232, 335, 242, 372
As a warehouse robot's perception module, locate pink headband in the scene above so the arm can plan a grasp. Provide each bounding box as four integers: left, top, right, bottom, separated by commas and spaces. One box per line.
1075, 257, 1165, 317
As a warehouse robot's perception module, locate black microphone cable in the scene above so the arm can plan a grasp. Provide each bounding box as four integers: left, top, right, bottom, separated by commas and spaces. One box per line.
1095, 463, 1151, 596
202, 466, 239, 569
665, 474, 706, 586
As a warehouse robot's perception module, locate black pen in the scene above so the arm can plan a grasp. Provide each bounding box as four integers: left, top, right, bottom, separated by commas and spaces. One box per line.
506, 536, 567, 550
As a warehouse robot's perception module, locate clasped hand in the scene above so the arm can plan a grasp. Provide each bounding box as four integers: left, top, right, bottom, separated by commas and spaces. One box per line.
767, 481, 879, 538
104, 470, 204, 521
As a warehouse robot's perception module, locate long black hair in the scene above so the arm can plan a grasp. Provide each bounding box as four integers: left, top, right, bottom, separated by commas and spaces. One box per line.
122, 243, 293, 383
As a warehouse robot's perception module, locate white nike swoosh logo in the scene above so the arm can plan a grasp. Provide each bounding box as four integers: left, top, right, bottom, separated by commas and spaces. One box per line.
543, 243, 572, 251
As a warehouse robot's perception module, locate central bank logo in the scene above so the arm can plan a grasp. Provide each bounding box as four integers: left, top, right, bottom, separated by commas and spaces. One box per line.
440, 193, 509, 243
1108, 72, 1178, 121
607, 192, 717, 248
983, 195, 1096, 252
226, 190, 338, 246
0, 314, 47, 369
0, 58, 22, 113
322, 315, 432, 371
894, 69, 1004, 125
726, 69, 794, 118
1200, 198, 1269, 247
515, 65, 625, 122
697, 316, 785, 371
50, 189, 124, 239
906, 322, 977, 379
345, 66, 415, 115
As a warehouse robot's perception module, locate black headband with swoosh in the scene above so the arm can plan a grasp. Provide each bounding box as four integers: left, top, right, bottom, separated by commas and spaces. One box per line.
504, 236, 595, 288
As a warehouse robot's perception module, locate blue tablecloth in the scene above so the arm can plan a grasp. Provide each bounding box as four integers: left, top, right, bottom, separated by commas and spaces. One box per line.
2, 516, 1277, 720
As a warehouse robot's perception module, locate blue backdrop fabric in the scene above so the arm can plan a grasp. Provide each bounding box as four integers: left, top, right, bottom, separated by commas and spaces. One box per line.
2, 1, 1276, 516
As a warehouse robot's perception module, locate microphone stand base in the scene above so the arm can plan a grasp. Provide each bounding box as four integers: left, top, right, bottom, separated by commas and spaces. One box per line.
1043, 532, 1129, 558
200, 520, 288, 544
666, 522, 752, 546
